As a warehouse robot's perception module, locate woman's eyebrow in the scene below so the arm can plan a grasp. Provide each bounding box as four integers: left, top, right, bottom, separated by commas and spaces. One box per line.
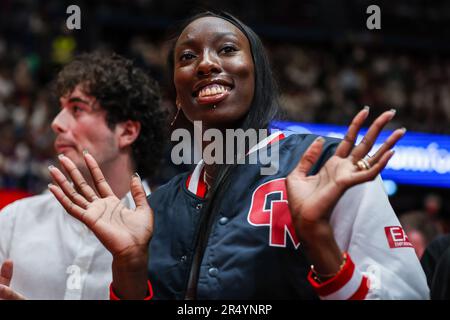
178, 32, 239, 48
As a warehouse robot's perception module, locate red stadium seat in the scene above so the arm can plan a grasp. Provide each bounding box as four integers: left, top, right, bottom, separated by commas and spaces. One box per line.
0, 189, 33, 210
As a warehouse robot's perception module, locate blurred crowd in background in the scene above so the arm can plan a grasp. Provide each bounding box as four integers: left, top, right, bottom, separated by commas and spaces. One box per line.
1, 0, 450, 256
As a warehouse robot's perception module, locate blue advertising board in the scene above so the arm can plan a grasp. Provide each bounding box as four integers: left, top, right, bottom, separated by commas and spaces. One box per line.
271, 121, 450, 188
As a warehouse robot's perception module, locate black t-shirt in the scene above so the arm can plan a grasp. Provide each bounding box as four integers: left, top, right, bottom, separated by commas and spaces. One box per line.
421, 234, 450, 299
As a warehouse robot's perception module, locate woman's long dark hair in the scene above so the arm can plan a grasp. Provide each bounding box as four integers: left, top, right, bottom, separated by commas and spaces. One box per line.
167, 11, 280, 297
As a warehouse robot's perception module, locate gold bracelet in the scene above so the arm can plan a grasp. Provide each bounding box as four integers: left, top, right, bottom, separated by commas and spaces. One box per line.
311, 252, 347, 283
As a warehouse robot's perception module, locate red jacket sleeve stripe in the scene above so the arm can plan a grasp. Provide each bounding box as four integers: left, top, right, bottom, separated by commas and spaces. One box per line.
348, 275, 370, 300
307, 253, 369, 300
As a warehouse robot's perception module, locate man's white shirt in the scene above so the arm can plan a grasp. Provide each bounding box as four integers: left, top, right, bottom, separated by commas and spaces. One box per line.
0, 182, 150, 300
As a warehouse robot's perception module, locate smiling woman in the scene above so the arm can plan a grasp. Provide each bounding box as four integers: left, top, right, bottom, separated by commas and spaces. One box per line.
48, 11, 429, 300
171, 16, 255, 127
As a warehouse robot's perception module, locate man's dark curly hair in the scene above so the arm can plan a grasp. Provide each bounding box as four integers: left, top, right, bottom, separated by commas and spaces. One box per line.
55, 51, 168, 180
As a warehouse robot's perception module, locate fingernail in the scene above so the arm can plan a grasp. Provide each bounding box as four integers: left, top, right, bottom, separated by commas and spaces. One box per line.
316, 136, 325, 143
401, 127, 407, 133
83, 149, 89, 155
363, 105, 370, 111
132, 172, 141, 180
58, 154, 64, 159
48, 183, 53, 188
387, 109, 396, 120
48, 165, 55, 170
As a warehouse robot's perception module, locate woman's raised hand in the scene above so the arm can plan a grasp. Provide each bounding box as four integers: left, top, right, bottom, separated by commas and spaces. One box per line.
48, 152, 154, 259
286, 107, 405, 238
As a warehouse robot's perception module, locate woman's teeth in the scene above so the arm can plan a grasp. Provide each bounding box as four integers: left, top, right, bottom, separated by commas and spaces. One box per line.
198, 84, 230, 97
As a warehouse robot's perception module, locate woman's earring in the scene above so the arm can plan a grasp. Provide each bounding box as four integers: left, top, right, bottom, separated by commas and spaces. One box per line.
212, 105, 216, 110
170, 107, 180, 126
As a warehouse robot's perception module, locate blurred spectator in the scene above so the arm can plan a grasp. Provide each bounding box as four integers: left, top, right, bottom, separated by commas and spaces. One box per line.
399, 211, 439, 259
421, 234, 450, 299
423, 193, 450, 234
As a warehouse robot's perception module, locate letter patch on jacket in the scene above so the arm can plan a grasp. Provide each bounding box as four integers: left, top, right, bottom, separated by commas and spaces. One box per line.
385, 226, 413, 248
247, 178, 300, 249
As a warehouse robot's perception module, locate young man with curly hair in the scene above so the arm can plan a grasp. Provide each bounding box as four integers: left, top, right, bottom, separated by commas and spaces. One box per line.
0, 52, 167, 299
